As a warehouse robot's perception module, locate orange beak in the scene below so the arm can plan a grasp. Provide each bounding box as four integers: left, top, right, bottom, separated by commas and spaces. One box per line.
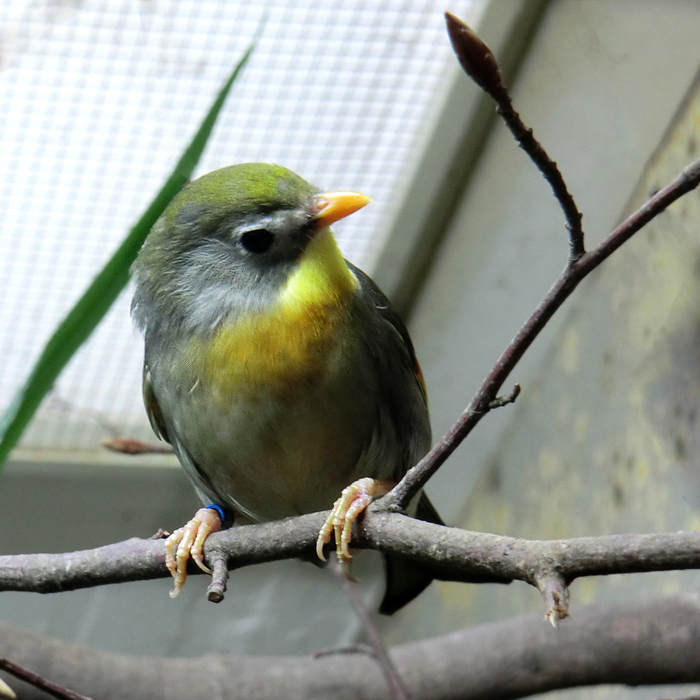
310, 191, 372, 229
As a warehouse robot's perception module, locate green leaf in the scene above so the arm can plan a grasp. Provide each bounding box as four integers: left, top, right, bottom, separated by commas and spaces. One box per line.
0, 41, 256, 469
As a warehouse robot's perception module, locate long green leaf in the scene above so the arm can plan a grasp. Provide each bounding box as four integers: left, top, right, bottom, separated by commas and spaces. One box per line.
0, 42, 255, 469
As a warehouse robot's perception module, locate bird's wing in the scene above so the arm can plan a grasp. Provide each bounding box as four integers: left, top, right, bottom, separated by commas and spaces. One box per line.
142, 363, 171, 443
347, 265, 448, 614
348, 262, 432, 480
349, 263, 427, 397
144, 360, 240, 517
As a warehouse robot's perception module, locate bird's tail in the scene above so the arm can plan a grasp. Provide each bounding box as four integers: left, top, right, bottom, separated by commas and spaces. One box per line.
379, 491, 443, 615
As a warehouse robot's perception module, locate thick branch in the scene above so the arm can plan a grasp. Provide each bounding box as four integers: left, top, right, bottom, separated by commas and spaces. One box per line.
3, 596, 700, 700
3, 512, 700, 622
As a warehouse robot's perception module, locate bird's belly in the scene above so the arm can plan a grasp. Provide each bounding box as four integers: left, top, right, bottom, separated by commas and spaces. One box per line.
156, 299, 397, 521
173, 373, 377, 522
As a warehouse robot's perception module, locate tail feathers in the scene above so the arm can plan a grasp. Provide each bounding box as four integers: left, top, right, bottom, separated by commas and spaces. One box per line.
379, 492, 442, 615
378, 492, 509, 614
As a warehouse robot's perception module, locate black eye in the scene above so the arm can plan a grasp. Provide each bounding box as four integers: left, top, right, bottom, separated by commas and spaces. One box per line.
239, 228, 274, 254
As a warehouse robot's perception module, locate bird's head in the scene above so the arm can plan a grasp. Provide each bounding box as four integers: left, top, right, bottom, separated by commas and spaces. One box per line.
132, 163, 370, 337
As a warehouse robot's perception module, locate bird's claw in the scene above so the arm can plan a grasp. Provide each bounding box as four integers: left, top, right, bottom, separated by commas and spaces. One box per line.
164, 507, 222, 597
316, 477, 394, 562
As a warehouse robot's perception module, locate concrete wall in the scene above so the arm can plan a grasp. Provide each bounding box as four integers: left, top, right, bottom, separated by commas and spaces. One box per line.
389, 1, 700, 698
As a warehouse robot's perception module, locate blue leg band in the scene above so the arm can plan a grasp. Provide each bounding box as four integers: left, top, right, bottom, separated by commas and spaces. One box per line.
204, 504, 233, 529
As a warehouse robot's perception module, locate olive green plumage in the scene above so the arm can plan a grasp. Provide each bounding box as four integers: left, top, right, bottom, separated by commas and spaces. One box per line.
132, 162, 441, 614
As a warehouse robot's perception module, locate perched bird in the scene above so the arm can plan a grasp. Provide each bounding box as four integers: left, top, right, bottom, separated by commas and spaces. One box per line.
131, 162, 442, 614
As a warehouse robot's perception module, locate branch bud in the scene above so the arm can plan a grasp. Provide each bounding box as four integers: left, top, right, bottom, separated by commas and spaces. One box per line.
445, 11, 504, 96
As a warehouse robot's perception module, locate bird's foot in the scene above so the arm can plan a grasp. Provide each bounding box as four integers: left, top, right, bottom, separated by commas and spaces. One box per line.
164, 507, 222, 598
316, 477, 394, 562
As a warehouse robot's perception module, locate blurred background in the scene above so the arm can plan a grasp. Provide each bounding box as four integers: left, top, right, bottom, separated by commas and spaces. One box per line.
2, 1, 700, 698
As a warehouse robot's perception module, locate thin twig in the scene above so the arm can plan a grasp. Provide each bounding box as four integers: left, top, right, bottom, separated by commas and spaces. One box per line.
332, 559, 410, 700
386, 154, 700, 512
575, 158, 700, 276
148, 528, 170, 540
0, 659, 93, 700
494, 95, 584, 259
536, 574, 570, 627
206, 549, 229, 603
102, 437, 174, 455
444, 12, 584, 259
385, 15, 700, 512
487, 383, 521, 410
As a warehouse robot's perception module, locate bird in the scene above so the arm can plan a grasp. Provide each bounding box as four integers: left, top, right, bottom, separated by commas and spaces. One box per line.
131, 162, 442, 614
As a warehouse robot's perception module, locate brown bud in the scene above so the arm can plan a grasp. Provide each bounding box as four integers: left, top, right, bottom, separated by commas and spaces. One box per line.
445, 11, 504, 96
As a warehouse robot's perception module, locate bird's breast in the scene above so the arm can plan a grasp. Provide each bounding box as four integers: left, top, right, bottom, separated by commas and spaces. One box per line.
164, 291, 380, 521
184, 296, 354, 405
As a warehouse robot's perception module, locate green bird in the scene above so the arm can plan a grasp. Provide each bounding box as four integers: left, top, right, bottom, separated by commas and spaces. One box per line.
131, 162, 442, 614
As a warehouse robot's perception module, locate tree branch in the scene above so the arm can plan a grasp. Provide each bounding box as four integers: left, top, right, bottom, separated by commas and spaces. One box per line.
3, 512, 700, 622
384, 158, 700, 512
444, 11, 584, 258
3, 595, 700, 700
334, 561, 410, 700
0, 658, 92, 700
383, 12, 700, 513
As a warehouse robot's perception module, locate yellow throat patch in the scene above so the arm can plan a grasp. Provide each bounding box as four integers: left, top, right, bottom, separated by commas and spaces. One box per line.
193, 228, 359, 400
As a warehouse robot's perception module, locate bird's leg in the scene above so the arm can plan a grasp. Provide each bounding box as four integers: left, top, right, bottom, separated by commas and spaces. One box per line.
316, 478, 395, 562
164, 507, 223, 598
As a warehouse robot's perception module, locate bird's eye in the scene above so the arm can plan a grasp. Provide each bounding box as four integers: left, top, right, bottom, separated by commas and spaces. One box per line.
239, 228, 274, 254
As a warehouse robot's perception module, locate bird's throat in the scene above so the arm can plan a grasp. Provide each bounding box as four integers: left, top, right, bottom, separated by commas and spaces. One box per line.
280, 227, 359, 310
192, 229, 359, 401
